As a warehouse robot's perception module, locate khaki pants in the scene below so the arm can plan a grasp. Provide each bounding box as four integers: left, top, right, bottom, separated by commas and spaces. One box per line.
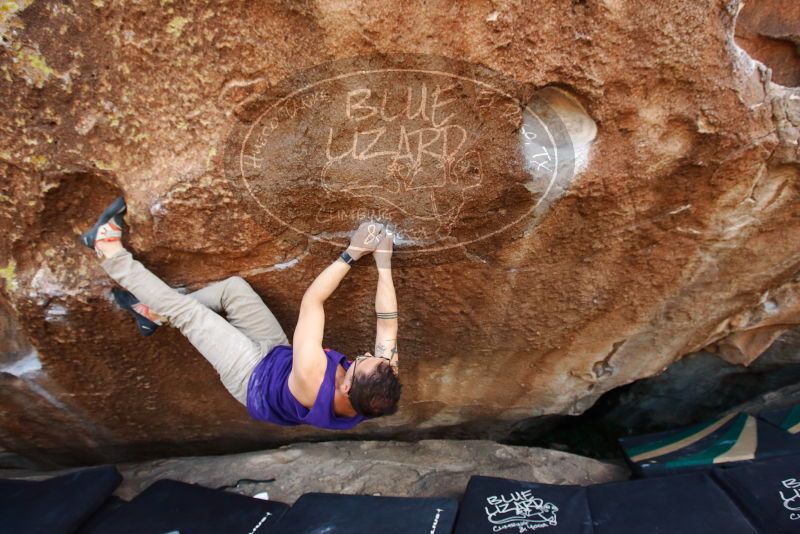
101, 249, 289, 405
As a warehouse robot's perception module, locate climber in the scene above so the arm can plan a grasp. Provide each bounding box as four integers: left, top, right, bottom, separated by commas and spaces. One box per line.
80, 197, 401, 430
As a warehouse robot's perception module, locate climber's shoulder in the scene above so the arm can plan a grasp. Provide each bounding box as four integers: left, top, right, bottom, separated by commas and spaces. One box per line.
287, 345, 327, 407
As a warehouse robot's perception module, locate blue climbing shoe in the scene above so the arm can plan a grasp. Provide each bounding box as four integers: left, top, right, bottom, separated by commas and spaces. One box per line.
80, 196, 126, 256
112, 288, 160, 337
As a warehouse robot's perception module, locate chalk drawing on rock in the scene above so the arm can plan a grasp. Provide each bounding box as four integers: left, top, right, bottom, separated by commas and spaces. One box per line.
224, 54, 579, 255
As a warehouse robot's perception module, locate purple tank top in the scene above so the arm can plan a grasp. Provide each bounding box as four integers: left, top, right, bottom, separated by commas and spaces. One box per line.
245, 345, 365, 429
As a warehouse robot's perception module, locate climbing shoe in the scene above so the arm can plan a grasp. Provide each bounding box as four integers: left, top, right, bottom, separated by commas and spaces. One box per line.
80, 196, 126, 257
112, 288, 161, 337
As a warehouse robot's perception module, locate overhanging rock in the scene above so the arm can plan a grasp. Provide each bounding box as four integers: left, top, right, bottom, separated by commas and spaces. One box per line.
0, 0, 798, 464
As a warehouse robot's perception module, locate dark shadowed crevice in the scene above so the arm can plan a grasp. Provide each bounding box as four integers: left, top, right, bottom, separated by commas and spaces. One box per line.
504, 327, 800, 459
734, 0, 800, 87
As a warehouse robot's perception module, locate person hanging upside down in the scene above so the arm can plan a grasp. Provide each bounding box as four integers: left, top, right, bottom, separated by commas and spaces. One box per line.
81, 197, 401, 430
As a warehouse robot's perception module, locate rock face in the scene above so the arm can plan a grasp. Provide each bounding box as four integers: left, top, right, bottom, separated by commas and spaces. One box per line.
0, 0, 799, 465
735, 0, 800, 87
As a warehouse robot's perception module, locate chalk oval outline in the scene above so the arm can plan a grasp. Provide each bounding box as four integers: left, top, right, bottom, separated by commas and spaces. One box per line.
233, 55, 572, 254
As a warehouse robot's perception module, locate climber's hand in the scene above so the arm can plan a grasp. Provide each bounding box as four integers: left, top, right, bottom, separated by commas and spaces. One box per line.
374, 229, 393, 270
347, 222, 385, 260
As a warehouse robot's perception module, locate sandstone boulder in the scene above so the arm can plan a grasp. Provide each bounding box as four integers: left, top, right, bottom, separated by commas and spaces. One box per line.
0, 0, 798, 464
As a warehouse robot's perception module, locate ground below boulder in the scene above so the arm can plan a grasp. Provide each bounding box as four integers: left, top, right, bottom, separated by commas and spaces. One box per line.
4, 440, 628, 505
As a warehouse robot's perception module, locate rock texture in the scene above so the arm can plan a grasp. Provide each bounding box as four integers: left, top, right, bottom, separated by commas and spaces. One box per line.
0, 0, 799, 465
735, 0, 800, 87
6, 440, 629, 504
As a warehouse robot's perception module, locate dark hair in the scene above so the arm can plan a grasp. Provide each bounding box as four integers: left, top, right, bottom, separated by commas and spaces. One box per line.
349, 362, 402, 417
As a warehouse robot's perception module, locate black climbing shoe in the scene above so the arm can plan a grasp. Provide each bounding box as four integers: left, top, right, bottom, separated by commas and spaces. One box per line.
80, 196, 126, 254
112, 288, 160, 337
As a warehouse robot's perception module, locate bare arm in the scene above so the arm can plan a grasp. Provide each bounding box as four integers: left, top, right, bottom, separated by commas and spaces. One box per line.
290, 222, 385, 402
373, 232, 399, 373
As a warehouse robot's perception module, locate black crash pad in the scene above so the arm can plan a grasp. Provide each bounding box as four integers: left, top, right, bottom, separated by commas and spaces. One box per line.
75, 496, 126, 533
453, 475, 592, 534
271, 493, 458, 534
713, 454, 800, 534
81, 479, 289, 534
0, 465, 122, 534
587, 471, 756, 534
757, 404, 800, 436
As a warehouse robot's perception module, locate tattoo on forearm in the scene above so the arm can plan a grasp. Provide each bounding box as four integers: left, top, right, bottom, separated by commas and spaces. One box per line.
375, 338, 398, 360
376, 311, 398, 319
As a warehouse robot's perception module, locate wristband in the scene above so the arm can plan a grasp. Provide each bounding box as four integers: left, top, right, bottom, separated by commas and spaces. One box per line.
340, 250, 357, 265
